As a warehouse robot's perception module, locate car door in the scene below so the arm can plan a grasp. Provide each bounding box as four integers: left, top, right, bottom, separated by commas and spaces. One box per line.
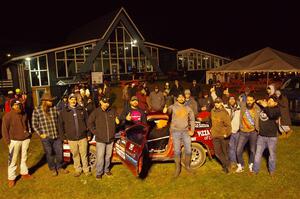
114, 123, 149, 176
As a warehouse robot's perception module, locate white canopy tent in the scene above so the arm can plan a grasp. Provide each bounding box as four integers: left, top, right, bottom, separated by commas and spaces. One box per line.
206, 47, 300, 85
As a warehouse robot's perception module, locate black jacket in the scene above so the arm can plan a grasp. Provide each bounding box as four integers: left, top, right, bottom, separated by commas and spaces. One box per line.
258, 106, 281, 137
58, 105, 89, 141
88, 107, 117, 143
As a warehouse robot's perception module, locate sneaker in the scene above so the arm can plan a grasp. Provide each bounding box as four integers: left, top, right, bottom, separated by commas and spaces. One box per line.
74, 172, 81, 177
21, 174, 34, 180
235, 164, 244, 173
51, 170, 58, 177
104, 171, 113, 177
249, 163, 253, 172
8, 180, 15, 188
58, 168, 69, 174
96, 175, 102, 180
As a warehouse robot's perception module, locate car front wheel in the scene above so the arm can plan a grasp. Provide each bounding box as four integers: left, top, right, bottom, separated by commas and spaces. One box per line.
181, 142, 206, 169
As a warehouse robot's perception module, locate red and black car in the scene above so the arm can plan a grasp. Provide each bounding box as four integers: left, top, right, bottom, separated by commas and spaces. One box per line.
63, 112, 214, 177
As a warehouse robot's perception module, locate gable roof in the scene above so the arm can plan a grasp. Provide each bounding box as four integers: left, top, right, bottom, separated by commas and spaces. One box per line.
66, 7, 145, 44
209, 47, 300, 72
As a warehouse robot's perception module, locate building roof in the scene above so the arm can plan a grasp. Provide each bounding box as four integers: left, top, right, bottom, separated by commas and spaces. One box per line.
208, 47, 300, 73
178, 48, 231, 60
65, 7, 145, 44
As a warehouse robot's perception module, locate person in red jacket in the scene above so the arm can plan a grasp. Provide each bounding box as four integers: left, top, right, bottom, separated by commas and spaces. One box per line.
4, 90, 15, 113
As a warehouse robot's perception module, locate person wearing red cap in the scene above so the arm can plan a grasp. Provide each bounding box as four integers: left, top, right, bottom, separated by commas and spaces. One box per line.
2, 99, 32, 188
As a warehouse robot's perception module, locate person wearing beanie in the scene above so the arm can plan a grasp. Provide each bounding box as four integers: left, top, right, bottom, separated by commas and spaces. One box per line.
210, 97, 232, 173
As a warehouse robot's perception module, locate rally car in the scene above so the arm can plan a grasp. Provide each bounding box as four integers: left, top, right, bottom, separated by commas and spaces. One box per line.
63, 112, 214, 177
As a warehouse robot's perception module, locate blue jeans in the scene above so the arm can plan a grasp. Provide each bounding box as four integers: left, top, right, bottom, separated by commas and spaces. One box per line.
96, 142, 114, 176
41, 138, 64, 171
228, 132, 240, 164
253, 135, 278, 173
236, 131, 258, 166
172, 131, 191, 157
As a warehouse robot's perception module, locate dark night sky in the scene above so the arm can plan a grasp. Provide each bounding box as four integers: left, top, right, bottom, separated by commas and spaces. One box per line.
1, 0, 300, 60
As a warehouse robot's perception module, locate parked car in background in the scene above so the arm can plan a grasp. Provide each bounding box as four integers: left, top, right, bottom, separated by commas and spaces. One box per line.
63, 113, 215, 177
281, 76, 300, 123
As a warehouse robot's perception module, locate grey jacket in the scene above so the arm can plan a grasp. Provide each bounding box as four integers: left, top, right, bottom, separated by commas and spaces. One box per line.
167, 102, 195, 133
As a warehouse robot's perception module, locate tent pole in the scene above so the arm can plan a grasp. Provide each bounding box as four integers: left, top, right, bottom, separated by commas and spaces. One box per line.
267, 72, 269, 86
243, 72, 246, 84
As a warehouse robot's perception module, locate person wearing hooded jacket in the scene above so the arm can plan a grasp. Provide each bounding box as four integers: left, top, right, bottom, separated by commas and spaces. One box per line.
88, 97, 120, 179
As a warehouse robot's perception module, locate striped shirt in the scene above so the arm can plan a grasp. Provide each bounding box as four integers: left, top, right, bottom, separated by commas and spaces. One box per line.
32, 106, 59, 139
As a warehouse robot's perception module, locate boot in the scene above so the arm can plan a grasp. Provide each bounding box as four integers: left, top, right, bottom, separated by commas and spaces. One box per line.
174, 155, 181, 178
278, 132, 286, 139
286, 129, 293, 138
184, 154, 194, 174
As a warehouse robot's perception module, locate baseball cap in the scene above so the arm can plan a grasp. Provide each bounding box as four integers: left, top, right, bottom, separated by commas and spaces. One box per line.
68, 93, 77, 100
101, 97, 110, 103
130, 96, 138, 101
10, 99, 21, 107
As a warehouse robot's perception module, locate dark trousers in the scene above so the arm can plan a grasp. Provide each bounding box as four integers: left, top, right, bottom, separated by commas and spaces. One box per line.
41, 138, 64, 171
236, 131, 258, 166
213, 137, 230, 169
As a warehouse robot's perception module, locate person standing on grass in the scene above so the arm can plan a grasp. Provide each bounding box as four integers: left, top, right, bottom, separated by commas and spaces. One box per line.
224, 95, 241, 169
88, 97, 120, 180
58, 93, 91, 177
252, 97, 281, 176
2, 99, 33, 188
163, 92, 195, 177
275, 90, 293, 138
236, 94, 260, 173
32, 92, 69, 177
210, 97, 232, 173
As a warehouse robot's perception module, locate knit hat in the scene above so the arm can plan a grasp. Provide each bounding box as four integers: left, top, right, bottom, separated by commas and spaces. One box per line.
68, 93, 77, 100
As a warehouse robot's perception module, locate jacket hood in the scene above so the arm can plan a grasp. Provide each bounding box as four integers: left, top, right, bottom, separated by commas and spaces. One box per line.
267, 84, 276, 96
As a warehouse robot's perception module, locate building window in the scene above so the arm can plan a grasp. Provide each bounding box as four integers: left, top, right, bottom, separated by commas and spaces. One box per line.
95, 22, 155, 75
55, 44, 93, 78
28, 55, 49, 87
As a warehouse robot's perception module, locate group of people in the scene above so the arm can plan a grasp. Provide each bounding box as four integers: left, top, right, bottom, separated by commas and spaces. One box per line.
0, 79, 293, 188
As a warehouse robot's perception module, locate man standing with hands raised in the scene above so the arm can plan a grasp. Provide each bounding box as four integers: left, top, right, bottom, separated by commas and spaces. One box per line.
163, 92, 195, 177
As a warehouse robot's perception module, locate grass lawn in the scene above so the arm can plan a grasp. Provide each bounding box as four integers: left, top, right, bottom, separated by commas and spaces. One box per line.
1, 127, 299, 198
1, 83, 300, 198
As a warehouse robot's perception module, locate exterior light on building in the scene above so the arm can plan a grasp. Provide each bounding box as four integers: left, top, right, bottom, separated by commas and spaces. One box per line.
203, 56, 208, 60
6, 53, 11, 57
124, 47, 129, 50
131, 39, 138, 46
25, 57, 31, 61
